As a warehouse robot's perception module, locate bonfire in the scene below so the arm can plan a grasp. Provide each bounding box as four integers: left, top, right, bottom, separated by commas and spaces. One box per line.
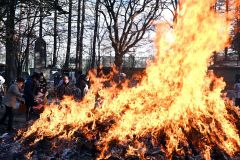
14, 0, 239, 159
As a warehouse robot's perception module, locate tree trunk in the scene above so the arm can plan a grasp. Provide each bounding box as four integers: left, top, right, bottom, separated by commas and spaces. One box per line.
172, 0, 179, 22
97, 32, 101, 67
24, 2, 30, 73
235, 0, 240, 66
64, 0, 72, 69
39, 1, 43, 38
53, 0, 58, 67
5, 0, 16, 85
76, 0, 81, 70
91, 0, 99, 69
17, 62, 22, 78
114, 53, 124, 69
78, 0, 85, 71
25, 37, 30, 72
224, 0, 229, 60
24, 6, 38, 74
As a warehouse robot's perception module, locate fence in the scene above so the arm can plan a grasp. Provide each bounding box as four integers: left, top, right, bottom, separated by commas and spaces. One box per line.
70, 55, 153, 72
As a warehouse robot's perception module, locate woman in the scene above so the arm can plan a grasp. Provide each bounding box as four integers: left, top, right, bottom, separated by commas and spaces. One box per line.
57, 75, 74, 100
0, 77, 25, 131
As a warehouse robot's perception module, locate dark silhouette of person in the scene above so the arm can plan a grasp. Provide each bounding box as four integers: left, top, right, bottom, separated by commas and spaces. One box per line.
24, 72, 39, 121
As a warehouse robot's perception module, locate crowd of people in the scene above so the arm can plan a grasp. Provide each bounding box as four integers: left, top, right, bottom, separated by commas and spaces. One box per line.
0, 71, 89, 132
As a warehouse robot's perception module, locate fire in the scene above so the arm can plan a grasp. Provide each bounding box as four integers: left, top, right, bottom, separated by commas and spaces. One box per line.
17, 0, 239, 159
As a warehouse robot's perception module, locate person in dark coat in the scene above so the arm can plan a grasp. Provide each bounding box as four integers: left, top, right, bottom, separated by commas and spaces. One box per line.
24, 73, 39, 121
57, 75, 75, 100
54, 73, 61, 88
76, 74, 89, 99
34, 73, 48, 108
0, 78, 25, 131
38, 72, 47, 95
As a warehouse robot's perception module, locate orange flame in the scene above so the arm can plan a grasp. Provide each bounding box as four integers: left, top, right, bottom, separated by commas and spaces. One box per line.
18, 0, 239, 159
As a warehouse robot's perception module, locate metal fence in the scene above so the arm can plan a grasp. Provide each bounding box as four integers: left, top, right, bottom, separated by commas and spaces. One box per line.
71, 55, 153, 72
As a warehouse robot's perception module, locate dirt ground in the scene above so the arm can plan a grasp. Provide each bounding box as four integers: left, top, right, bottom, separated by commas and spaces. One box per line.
0, 107, 28, 135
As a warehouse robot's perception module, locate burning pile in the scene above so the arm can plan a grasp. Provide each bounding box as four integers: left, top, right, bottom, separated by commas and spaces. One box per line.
17, 0, 239, 159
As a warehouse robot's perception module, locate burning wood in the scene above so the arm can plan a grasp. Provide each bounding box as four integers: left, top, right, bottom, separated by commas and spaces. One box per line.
4, 0, 240, 159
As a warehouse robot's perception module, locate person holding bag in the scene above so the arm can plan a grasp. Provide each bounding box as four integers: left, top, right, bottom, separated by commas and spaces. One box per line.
0, 77, 25, 131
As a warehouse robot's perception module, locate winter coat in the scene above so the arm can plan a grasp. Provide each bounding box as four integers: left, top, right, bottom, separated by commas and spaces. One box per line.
2, 82, 24, 108
57, 82, 74, 100
76, 75, 89, 98
38, 78, 48, 94
24, 77, 38, 106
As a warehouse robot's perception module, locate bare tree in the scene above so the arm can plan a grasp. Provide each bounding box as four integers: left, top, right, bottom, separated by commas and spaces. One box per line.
64, 0, 73, 69
52, 0, 58, 67
77, 0, 86, 71
91, 0, 100, 69
5, 0, 17, 85
169, 0, 178, 22
16, 2, 39, 77
76, 0, 82, 70
224, 0, 229, 60
99, 0, 163, 68
97, 28, 107, 68
233, 0, 240, 65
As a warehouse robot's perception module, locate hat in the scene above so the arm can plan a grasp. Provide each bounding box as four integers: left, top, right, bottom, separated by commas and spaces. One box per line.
32, 72, 40, 79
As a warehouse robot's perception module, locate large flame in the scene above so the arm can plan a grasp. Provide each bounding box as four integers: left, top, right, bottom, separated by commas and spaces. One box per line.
18, 0, 239, 159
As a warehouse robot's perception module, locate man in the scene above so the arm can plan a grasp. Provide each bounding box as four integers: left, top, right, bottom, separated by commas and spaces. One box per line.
24, 72, 39, 121
38, 72, 48, 95
57, 75, 75, 100
76, 74, 89, 98
0, 78, 25, 131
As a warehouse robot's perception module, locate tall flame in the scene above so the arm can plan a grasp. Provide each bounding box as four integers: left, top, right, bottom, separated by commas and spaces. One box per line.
18, 0, 239, 159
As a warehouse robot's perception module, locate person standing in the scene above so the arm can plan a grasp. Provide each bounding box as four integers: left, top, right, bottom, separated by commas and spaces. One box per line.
57, 75, 75, 100
76, 74, 89, 99
34, 73, 48, 109
38, 73, 47, 95
0, 78, 25, 131
24, 73, 39, 121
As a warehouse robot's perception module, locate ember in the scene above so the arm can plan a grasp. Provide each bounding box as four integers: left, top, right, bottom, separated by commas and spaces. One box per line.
14, 0, 239, 159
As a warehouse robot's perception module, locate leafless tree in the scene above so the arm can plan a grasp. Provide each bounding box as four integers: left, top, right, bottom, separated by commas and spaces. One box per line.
64, 0, 73, 69
77, 0, 86, 71
91, 0, 100, 69
99, 0, 163, 68
16, 2, 39, 77
76, 0, 82, 70
52, 0, 58, 67
5, 0, 17, 85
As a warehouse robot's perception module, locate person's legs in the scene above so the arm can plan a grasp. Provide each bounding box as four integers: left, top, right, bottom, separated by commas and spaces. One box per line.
6, 106, 13, 130
0, 94, 2, 107
25, 103, 30, 121
25, 97, 29, 121
0, 105, 9, 124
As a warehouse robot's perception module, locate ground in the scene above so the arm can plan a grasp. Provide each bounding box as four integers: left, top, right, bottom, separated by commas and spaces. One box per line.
0, 107, 26, 134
